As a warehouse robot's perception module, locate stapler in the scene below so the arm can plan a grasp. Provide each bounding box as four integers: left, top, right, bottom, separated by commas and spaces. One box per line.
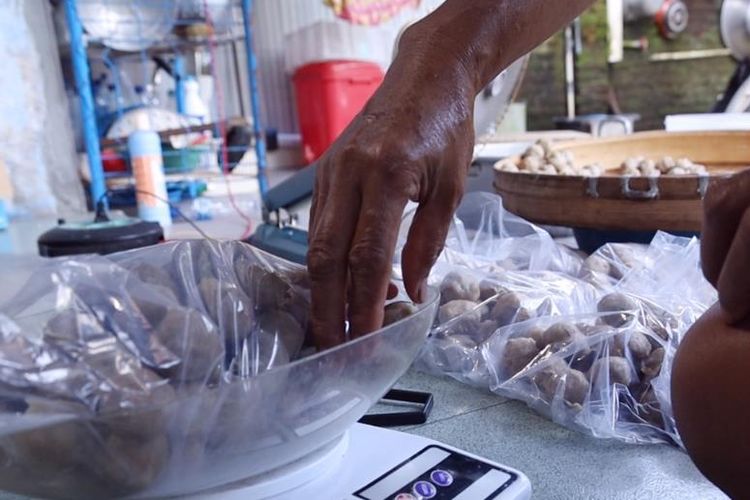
247, 164, 316, 264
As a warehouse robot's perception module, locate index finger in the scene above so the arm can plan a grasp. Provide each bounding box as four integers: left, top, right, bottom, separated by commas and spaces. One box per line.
701, 168, 750, 286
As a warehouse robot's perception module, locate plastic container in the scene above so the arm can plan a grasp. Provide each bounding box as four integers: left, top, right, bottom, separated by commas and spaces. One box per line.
127, 115, 172, 227
184, 77, 209, 124
0, 241, 439, 499
162, 143, 211, 172
293, 60, 384, 163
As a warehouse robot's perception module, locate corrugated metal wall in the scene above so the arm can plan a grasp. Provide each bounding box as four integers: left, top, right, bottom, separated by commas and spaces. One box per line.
252, 0, 444, 133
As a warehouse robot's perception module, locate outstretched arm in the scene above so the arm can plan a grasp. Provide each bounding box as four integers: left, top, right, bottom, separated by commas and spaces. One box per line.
308, 0, 595, 348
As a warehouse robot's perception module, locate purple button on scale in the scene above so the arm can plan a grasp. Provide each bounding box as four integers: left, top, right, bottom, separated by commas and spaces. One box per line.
430, 469, 454, 487
413, 481, 437, 498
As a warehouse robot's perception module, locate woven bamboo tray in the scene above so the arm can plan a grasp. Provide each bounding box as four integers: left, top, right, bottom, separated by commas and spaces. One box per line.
493, 131, 750, 232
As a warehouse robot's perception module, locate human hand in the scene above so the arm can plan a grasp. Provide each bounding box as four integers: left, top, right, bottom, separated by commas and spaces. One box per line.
307, 48, 476, 348
701, 168, 750, 325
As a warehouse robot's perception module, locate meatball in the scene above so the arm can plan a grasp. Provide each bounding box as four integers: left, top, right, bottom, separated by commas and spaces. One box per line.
627, 331, 653, 360
641, 347, 665, 382
440, 272, 481, 304
479, 280, 508, 302
490, 292, 526, 326
6, 400, 95, 478
502, 338, 540, 376
581, 254, 611, 276
478, 320, 500, 343
129, 283, 179, 327
436, 335, 478, 373
522, 325, 546, 349
154, 309, 224, 383
446, 316, 484, 344
533, 358, 569, 401
540, 323, 582, 349
438, 300, 481, 324
589, 356, 633, 387
598, 293, 638, 327
564, 369, 590, 405
97, 434, 170, 495
382, 302, 417, 327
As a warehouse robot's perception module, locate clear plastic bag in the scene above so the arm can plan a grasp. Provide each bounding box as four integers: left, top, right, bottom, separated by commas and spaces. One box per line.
412, 193, 716, 445
0, 240, 439, 499
415, 267, 598, 386
444, 192, 584, 275
578, 242, 651, 290
483, 290, 691, 445
396, 192, 584, 278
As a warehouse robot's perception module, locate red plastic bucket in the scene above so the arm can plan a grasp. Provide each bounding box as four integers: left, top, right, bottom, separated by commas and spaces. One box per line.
293, 60, 384, 163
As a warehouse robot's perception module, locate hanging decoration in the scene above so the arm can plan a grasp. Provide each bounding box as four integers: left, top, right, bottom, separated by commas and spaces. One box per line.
324, 0, 420, 26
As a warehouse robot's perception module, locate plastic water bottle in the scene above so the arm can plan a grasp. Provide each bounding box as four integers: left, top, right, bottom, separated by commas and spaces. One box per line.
184, 77, 209, 124
128, 114, 172, 228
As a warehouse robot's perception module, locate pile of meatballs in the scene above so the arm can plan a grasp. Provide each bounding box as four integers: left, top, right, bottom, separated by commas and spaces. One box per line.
0, 241, 311, 499
495, 139, 709, 178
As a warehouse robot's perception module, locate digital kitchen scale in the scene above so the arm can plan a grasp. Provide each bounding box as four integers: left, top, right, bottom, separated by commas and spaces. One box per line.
196, 424, 531, 500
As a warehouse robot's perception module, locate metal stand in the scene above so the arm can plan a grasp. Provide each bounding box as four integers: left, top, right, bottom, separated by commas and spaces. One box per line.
240, 0, 268, 198
64, 0, 270, 206
63, 0, 106, 208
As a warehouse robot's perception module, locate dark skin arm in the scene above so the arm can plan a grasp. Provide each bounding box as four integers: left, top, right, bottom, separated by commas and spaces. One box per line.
701, 168, 750, 325
671, 168, 750, 499
308, 0, 594, 348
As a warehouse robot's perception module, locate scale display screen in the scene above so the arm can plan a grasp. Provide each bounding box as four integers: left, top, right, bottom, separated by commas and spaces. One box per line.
354, 445, 519, 500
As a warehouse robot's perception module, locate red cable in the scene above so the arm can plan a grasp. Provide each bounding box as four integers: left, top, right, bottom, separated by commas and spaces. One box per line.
202, 0, 255, 240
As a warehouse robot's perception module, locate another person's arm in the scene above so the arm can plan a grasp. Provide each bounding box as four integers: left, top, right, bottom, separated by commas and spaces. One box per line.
308, 0, 594, 348
701, 169, 750, 324
671, 169, 750, 500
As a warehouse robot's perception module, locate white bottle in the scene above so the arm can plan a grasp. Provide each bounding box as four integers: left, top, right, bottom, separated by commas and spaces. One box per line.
184, 77, 209, 124
128, 114, 172, 228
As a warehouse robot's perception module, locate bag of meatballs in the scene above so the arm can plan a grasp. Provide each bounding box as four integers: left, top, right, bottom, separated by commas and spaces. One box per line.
415, 266, 598, 385
484, 291, 695, 445
0, 240, 311, 499
418, 216, 716, 445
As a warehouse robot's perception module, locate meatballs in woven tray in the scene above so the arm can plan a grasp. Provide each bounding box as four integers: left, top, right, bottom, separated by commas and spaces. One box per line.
414, 195, 716, 446
495, 139, 708, 177
0, 240, 313, 499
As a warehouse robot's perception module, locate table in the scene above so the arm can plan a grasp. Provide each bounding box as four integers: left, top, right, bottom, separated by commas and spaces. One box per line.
389, 369, 727, 500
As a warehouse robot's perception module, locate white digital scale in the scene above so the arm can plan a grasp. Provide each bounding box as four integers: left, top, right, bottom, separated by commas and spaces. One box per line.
198, 423, 532, 500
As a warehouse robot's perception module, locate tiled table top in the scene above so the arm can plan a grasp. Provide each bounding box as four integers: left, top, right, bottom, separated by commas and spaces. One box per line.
387, 369, 727, 500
